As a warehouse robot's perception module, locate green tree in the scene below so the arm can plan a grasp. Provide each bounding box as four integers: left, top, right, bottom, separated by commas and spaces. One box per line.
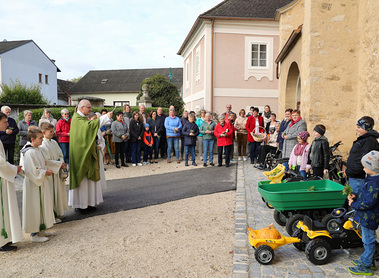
137, 74, 184, 112
69, 76, 82, 83
0, 79, 48, 104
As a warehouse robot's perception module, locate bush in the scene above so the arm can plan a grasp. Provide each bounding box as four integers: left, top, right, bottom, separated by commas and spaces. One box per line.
0, 79, 48, 104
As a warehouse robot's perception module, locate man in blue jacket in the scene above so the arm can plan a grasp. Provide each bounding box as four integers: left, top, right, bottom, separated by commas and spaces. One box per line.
0, 106, 19, 164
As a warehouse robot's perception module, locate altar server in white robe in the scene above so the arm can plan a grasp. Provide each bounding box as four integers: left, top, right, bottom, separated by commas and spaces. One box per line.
39, 122, 68, 221
0, 112, 23, 251
22, 128, 54, 243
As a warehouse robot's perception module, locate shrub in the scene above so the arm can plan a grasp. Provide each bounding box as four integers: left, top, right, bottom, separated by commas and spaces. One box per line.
0, 79, 48, 104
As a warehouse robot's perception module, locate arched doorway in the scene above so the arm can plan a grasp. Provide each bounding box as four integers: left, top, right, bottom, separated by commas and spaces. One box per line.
285, 62, 301, 110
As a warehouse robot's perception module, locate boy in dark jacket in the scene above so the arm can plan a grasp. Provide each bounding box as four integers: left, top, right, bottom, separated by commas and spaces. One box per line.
348, 151, 379, 276
182, 114, 199, 166
346, 116, 379, 194
307, 124, 330, 178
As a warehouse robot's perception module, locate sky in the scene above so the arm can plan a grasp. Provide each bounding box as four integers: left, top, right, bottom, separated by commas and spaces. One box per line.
0, 0, 221, 80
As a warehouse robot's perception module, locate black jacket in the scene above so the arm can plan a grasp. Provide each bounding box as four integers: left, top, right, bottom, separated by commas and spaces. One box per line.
346, 130, 379, 179
129, 119, 144, 143
308, 136, 330, 169
147, 118, 162, 136
181, 121, 200, 146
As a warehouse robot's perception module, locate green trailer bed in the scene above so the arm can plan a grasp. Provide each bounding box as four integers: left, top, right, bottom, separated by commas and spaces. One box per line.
258, 179, 346, 212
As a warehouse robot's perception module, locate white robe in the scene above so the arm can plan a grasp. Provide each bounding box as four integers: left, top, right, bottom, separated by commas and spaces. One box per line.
23, 147, 55, 233
39, 138, 68, 217
68, 114, 110, 209
0, 141, 23, 247
97, 129, 107, 190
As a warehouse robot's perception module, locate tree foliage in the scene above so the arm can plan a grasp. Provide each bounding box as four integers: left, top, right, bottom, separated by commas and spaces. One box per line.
137, 74, 184, 112
0, 79, 48, 104
69, 76, 82, 83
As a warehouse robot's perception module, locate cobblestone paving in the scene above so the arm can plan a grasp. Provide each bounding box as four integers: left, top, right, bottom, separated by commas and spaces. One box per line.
232, 161, 379, 278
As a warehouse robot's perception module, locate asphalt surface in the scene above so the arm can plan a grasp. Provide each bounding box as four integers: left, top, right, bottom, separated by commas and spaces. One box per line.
16, 164, 237, 223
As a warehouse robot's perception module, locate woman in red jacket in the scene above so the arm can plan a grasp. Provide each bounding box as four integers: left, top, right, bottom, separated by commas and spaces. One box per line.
246, 107, 265, 164
55, 108, 71, 164
214, 114, 233, 167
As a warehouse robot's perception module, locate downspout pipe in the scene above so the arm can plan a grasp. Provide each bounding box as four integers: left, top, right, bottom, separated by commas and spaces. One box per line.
210, 19, 215, 113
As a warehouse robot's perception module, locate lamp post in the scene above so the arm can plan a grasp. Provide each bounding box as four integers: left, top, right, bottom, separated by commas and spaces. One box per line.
168, 67, 173, 82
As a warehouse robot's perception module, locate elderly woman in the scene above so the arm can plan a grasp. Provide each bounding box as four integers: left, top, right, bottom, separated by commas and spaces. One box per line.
200, 112, 216, 167
214, 114, 233, 167
123, 104, 132, 163
164, 108, 182, 163
18, 110, 37, 147
256, 122, 280, 170
196, 109, 206, 161
282, 110, 307, 167
55, 109, 71, 164
39, 108, 57, 129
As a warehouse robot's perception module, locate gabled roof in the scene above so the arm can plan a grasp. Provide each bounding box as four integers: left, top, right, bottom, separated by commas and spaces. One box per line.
57, 79, 75, 101
0, 39, 61, 72
178, 0, 294, 55
69, 68, 183, 94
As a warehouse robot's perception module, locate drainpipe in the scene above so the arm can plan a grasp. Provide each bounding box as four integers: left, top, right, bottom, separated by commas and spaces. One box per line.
210, 19, 215, 113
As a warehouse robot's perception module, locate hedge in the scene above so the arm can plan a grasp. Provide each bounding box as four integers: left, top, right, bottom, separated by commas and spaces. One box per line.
17, 106, 170, 122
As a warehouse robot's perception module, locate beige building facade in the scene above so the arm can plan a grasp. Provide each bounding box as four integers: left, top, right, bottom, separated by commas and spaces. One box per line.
178, 0, 293, 115
275, 0, 379, 154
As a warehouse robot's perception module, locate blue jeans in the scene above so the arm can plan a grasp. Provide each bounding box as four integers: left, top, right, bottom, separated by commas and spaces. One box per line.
153, 137, 160, 159
250, 141, 261, 163
349, 178, 365, 195
59, 142, 69, 164
167, 137, 179, 160
360, 226, 377, 267
185, 145, 195, 162
203, 139, 215, 163
180, 137, 185, 156
124, 140, 131, 160
300, 170, 307, 180
131, 141, 141, 164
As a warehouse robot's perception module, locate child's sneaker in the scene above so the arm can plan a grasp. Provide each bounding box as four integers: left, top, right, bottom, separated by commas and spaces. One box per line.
348, 265, 373, 276
352, 260, 377, 270
132, 164, 136, 167
138, 163, 143, 166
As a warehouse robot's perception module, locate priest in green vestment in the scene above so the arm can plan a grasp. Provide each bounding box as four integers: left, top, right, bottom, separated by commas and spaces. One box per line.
68, 100, 112, 210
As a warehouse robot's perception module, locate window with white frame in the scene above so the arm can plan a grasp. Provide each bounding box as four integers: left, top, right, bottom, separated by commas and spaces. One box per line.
245, 37, 274, 81
186, 61, 189, 89
251, 43, 267, 68
195, 48, 200, 83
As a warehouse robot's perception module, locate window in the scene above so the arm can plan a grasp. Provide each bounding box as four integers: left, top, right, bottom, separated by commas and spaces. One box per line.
251, 43, 267, 68
101, 79, 108, 84
39, 74, 42, 83
195, 48, 200, 83
45, 75, 49, 84
113, 101, 130, 107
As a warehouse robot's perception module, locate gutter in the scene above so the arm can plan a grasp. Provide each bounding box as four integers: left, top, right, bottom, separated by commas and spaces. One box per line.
211, 19, 215, 113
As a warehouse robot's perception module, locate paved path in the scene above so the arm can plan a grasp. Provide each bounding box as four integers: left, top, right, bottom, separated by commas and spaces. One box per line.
232, 161, 378, 278
16, 164, 237, 222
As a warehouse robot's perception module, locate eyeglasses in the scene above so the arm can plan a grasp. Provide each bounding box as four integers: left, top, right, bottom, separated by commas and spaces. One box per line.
63, 113, 69, 115
227, 107, 231, 109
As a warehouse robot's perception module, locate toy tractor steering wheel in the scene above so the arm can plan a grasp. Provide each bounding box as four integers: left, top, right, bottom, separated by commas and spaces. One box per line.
331, 208, 347, 218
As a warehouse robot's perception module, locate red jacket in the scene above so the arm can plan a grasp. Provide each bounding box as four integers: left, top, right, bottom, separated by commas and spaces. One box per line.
143, 131, 153, 146
246, 115, 265, 142
214, 122, 233, 146
55, 118, 71, 143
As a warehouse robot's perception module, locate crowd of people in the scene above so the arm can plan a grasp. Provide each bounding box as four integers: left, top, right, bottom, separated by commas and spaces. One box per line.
1, 101, 379, 275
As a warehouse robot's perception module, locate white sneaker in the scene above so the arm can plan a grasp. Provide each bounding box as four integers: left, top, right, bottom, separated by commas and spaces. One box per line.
132, 164, 136, 167
55, 218, 62, 224
243, 156, 247, 161
39, 231, 52, 237
138, 163, 143, 166
238, 156, 242, 161
31, 235, 49, 243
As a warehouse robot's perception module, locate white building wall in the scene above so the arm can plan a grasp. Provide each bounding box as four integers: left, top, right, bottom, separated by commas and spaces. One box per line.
0, 42, 58, 104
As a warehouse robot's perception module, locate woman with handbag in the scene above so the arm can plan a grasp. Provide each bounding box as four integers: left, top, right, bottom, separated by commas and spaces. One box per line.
246, 107, 265, 164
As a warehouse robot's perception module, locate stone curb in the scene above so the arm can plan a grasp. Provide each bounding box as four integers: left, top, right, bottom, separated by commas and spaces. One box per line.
232, 161, 250, 278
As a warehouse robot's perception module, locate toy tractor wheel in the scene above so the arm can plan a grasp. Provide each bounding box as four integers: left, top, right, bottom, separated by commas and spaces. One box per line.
321, 214, 342, 233
286, 214, 304, 236
292, 229, 306, 251
255, 245, 275, 265
305, 239, 332, 265
274, 210, 287, 226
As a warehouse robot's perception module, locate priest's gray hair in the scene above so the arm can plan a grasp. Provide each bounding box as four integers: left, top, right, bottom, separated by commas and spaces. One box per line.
61, 108, 69, 114
78, 99, 90, 110
1, 106, 11, 112
24, 110, 32, 117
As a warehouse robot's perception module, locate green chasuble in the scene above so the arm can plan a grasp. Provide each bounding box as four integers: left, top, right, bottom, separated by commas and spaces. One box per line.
69, 113, 101, 190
